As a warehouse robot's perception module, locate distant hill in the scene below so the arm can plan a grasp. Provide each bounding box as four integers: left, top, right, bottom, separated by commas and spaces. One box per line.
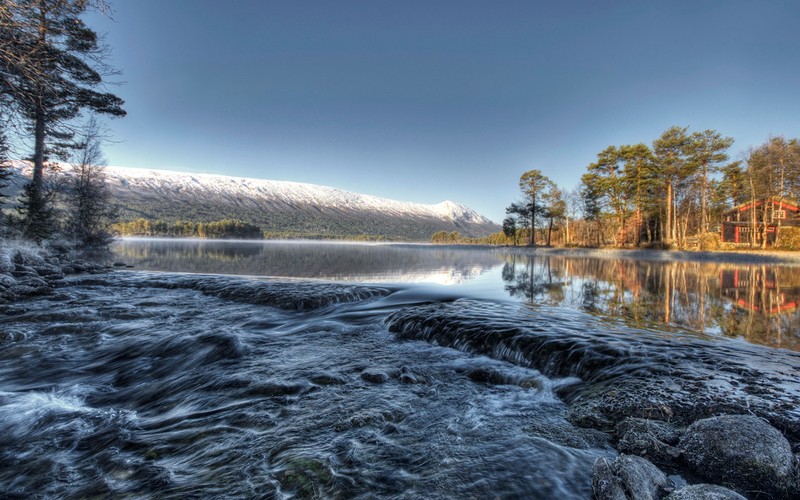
6, 164, 499, 241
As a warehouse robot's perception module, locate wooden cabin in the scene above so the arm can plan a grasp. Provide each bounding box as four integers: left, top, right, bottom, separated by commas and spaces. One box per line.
721, 198, 800, 246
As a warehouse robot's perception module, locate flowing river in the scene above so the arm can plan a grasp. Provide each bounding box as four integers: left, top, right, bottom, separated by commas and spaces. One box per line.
1, 239, 799, 498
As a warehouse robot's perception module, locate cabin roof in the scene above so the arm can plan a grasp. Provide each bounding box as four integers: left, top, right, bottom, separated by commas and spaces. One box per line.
723, 198, 800, 216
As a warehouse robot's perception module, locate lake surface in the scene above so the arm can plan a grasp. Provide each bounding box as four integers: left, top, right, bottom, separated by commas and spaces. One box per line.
114, 239, 800, 351
1, 239, 799, 498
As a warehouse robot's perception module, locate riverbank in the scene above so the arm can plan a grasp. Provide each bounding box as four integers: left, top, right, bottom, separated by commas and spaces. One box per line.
496, 245, 800, 265
0, 240, 110, 303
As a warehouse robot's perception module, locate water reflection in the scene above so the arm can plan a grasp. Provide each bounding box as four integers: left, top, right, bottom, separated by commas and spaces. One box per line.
500, 254, 800, 350
112, 239, 498, 284
111, 240, 800, 350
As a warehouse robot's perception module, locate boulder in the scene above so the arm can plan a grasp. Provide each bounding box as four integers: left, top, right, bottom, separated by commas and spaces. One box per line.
593, 454, 672, 500
679, 414, 797, 498
616, 417, 682, 466
665, 484, 746, 500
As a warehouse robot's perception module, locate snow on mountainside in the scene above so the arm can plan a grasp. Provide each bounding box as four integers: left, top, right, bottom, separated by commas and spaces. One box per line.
102, 166, 493, 224
6, 163, 499, 240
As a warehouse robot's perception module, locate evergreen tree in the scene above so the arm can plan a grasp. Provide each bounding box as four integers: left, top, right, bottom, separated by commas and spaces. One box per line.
518, 169, 554, 246
580, 172, 603, 246
586, 146, 629, 245
502, 216, 518, 246
717, 162, 746, 207
1, 0, 125, 240
542, 184, 565, 246
653, 126, 694, 245
688, 129, 734, 233
620, 143, 657, 244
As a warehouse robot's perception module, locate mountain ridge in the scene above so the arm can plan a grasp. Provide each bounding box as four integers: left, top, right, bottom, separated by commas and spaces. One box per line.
6, 163, 500, 241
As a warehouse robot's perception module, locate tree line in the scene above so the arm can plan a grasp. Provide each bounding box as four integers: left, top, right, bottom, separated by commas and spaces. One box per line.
112, 219, 264, 239
0, 0, 125, 247
497, 127, 800, 249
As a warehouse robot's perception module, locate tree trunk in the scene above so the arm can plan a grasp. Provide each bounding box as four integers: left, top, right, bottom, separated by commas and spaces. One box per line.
665, 182, 673, 244
701, 162, 708, 233
749, 175, 757, 248
529, 194, 536, 246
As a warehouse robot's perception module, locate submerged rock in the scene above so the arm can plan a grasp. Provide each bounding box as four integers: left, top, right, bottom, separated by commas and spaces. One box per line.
360, 370, 388, 384
679, 414, 797, 499
308, 373, 347, 386
665, 484, 746, 500
398, 365, 426, 384
592, 454, 672, 500
466, 367, 507, 385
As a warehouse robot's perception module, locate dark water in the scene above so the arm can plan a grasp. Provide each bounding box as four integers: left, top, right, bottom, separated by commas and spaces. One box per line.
1, 239, 799, 498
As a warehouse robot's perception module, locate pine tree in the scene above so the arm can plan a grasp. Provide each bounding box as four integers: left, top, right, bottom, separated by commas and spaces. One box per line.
518, 169, 555, 246
688, 129, 734, 233
1, 0, 125, 240
653, 126, 693, 246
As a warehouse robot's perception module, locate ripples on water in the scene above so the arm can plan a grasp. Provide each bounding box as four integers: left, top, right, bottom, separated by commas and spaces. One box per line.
1, 240, 799, 498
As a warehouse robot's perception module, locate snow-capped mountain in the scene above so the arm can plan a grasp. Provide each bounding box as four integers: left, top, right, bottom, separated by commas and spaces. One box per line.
6, 163, 499, 240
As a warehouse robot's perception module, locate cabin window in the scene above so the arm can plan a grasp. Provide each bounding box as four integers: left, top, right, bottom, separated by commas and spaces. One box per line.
773, 209, 786, 220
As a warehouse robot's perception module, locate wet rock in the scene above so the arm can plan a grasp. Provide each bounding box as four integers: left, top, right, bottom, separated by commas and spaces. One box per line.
0, 253, 14, 272
360, 370, 388, 384
616, 417, 682, 466
679, 414, 796, 499
524, 421, 610, 449
398, 365, 426, 384
466, 367, 507, 385
9, 276, 52, 296
665, 484, 746, 500
278, 457, 333, 498
131, 463, 173, 490
245, 382, 308, 398
308, 373, 347, 386
31, 262, 64, 278
519, 377, 545, 390
11, 264, 37, 277
333, 408, 405, 432
593, 454, 672, 500
113, 261, 127, 267
0, 274, 16, 288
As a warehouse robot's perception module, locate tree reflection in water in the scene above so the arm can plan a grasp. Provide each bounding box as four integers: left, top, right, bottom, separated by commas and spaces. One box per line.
500, 254, 800, 351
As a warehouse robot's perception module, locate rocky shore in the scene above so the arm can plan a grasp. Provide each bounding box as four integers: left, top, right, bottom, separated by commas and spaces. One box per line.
0, 241, 111, 303
592, 414, 798, 499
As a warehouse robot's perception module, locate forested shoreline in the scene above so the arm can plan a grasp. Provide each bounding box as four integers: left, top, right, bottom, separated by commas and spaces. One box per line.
485, 127, 800, 251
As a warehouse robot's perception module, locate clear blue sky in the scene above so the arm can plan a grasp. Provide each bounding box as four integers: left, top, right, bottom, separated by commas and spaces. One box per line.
87, 0, 800, 222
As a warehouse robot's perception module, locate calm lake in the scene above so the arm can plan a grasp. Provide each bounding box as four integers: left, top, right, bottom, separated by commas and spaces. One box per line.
1, 239, 799, 498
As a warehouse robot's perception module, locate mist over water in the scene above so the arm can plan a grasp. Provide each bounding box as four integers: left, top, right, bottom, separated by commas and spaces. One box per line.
1, 239, 799, 498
